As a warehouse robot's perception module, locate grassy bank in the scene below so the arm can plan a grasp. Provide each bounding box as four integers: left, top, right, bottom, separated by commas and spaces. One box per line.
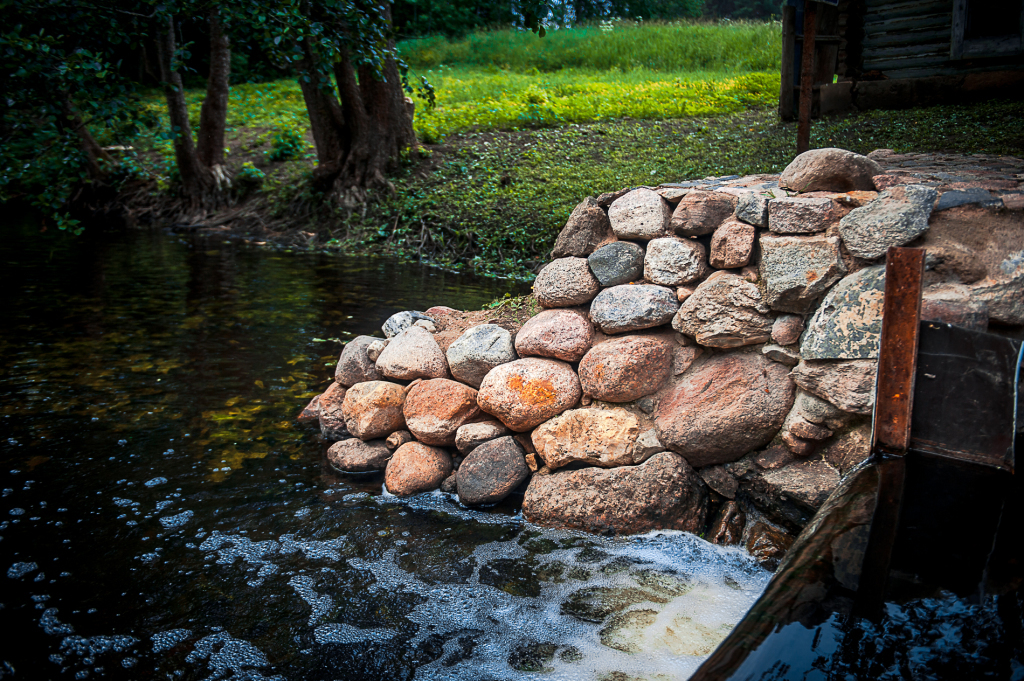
112, 22, 1024, 280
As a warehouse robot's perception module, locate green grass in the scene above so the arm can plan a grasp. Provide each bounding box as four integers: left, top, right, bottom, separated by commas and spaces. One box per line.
398, 20, 780, 72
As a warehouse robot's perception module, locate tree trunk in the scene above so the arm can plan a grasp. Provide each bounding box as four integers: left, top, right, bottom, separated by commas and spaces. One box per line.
196, 10, 230, 188
155, 15, 213, 204
297, 40, 347, 191
60, 91, 115, 183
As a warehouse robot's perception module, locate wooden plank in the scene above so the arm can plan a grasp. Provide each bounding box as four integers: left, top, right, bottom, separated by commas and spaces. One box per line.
863, 0, 951, 23
862, 41, 953, 59
950, 0, 966, 59
863, 52, 951, 71
815, 3, 842, 90
963, 35, 1024, 57
863, 28, 953, 48
780, 4, 797, 121
864, 13, 952, 35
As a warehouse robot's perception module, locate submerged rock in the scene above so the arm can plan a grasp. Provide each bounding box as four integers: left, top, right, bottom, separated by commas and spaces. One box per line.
384, 442, 452, 496
456, 436, 530, 505
522, 452, 707, 535
326, 438, 391, 473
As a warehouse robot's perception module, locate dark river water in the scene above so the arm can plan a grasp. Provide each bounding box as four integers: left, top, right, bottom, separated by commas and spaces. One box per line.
0, 219, 769, 680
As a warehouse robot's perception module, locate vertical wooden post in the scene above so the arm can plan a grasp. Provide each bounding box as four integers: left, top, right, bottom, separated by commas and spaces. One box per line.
780, 4, 797, 120
797, 0, 818, 155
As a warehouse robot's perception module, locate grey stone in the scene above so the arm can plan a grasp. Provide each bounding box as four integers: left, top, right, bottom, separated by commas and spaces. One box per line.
445, 324, 517, 388
792, 389, 851, 430
762, 344, 800, 366
934, 188, 1000, 212
634, 428, 666, 464
533, 257, 601, 308
367, 339, 387, 362
589, 285, 680, 334
672, 272, 773, 348
551, 196, 616, 257
760, 459, 840, 511
607, 188, 672, 241
456, 436, 530, 505
455, 420, 510, 454
383, 310, 434, 339
335, 335, 384, 387
779, 147, 883, 192
736, 191, 769, 227
759, 234, 846, 314
376, 326, 449, 381
838, 185, 938, 260
801, 265, 885, 360
643, 237, 708, 287
699, 465, 738, 499
790, 359, 877, 415
971, 260, 1024, 326
768, 197, 837, 234
326, 438, 391, 473
588, 241, 645, 287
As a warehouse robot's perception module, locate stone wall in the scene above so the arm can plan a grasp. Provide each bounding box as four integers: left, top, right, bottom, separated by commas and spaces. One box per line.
300, 147, 1024, 569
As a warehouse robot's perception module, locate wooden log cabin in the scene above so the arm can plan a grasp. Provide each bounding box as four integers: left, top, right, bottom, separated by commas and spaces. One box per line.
780, 0, 1024, 118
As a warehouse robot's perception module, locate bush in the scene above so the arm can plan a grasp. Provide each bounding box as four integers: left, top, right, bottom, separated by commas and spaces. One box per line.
267, 125, 309, 162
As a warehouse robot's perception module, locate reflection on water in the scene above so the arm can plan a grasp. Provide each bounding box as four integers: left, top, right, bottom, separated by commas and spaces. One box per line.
0, 218, 769, 680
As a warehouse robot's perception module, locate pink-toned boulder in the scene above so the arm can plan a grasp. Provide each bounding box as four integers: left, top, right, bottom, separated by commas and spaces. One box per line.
533, 257, 601, 308
375, 326, 448, 381
342, 381, 407, 440
477, 358, 582, 432
767, 197, 838, 234
532, 407, 640, 469
578, 335, 674, 402
709, 218, 756, 269
318, 382, 348, 441
327, 438, 391, 473
654, 352, 795, 467
772, 314, 805, 346
672, 272, 773, 347
402, 379, 481, 446
551, 196, 617, 258
514, 309, 594, 362
522, 452, 707, 535
670, 190, 737, 236
385, 442, 453, 496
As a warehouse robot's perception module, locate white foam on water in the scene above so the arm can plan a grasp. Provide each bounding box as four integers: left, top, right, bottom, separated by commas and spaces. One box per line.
313, 623, 396, 644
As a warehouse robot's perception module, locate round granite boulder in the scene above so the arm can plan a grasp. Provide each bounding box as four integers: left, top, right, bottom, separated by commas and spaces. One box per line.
514, 308, 594, 362
403, 378, 481, 446
342, 380, 407, 441
589, 284, 680, 334
327, 438, 392, 473
385, 442, 453, 496
477, 358, 582, 432
456, 436, 531, 505
588, 241, 645, 287
445, 324, 517, 388
578, 336, 674, 402
533, 257, 601, 308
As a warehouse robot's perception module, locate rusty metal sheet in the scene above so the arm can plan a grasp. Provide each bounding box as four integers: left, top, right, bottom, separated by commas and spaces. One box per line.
871, 247, 925, 455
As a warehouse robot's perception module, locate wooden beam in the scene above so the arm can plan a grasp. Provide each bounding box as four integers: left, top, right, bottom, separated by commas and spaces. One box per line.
780, 4, 797, 120
797, 0, 818, 154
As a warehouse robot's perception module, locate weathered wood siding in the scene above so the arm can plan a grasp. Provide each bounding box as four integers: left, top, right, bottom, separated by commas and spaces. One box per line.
860, 0, 955, 78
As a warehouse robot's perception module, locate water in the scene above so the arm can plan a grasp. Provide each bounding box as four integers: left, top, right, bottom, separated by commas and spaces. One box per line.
0, 219, 769, 680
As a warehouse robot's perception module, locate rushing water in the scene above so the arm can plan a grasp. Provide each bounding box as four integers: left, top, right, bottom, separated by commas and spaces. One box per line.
0, 218, 769, 680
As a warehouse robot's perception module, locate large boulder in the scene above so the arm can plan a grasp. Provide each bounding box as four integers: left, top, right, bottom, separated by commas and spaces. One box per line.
578, 335, 674, 402
326, 438, 391, 473
759, 234, 846, 314
342, 381, 407, 440
384, 442, 453, 496
335, 335, 383, 387
838, 185, 938, 260
790, 359, 877, 415
551, 196, 616, 257
654, 352, 795, 467
532, 407, 641, 469
590, 284, 680, 334
767, 197, 838, 234
318, 382, 349, 441
588, 241, 645, 287
514, 308, 594, 362
456, 436, 530, 505
522, 452, 707, 535
533, 257, 601, 308
376, 326, 449, 381
779, 148, 883, 192
608, 188, 672, 241
670, 190, 737, 237
709, 218, 756, 269
643, 237, 708, 287
403, 379, 481, 446
672, 272, 773, 347
477, 358, 582, 431
801, 264, 884, 359
445, 324, 517, 388
455, 420, 510, 454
